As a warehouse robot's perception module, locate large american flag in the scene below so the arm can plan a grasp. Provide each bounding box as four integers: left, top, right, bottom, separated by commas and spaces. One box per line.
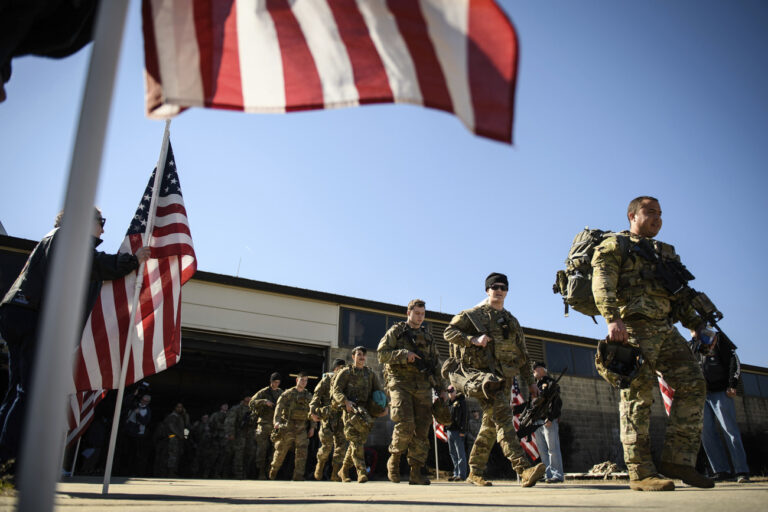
72, 140, 196, 393
142, 0, 518, 143
66, 390, 107, 447
511, 377, 539, 460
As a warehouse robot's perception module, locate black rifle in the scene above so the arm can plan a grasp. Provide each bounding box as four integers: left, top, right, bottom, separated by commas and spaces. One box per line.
401, 328, 443, 391
515, 368, 566, 441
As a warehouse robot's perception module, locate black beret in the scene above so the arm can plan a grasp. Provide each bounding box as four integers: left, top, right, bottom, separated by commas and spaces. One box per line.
485, 272, 509, 290
533, 361, 547, 369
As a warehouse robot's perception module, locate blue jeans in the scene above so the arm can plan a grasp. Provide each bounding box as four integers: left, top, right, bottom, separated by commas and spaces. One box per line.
446, 430, 467, 479
535, 419, 563, 481
701, 391, 749, 475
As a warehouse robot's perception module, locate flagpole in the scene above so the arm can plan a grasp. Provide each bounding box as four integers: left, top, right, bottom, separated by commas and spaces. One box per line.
70, 437, 82, 476
17, 2, 129, 511
101, 120, 171, 495
433, 422, 439, 481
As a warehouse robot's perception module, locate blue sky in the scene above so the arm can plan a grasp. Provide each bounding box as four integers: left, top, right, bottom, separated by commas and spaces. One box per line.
1, 1, 766, 366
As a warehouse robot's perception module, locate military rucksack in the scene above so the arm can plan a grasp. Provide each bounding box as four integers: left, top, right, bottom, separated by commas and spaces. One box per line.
553, 228, 629, 321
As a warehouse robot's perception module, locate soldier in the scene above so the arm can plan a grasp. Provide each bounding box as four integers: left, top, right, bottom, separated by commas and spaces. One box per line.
443, 273, 546, 487
378, 298, 444, 485
208, 403, 229, 478
310, 358, 348, 481
249, 373, 284, 479
224, 395, 253, 479
592, 196, 712, 491
160, 402, 190, 477
269, 371, 318, 481
331, 346, 387, 483
190, 414, 215, 477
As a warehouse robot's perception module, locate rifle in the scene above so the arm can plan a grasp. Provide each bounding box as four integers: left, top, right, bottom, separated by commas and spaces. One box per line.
632, 240, 736, 350
400, 326, 443, 392
465, 309, 502, 378
515, 368, 567, 441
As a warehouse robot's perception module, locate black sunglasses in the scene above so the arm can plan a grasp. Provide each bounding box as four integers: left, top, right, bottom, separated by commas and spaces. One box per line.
96, 217, 106, 227
490, 284, 508, 291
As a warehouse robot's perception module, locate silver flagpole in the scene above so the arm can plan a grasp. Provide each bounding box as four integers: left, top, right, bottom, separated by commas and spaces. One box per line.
102, 120, 171, 495
17, 2, 130, 511
433, 421, 440, 481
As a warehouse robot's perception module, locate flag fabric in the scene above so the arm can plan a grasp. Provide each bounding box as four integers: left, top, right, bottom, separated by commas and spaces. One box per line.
433, 419, 448, 442
142, 0, 519, 143
511, 377, 539, 460
66, 390, 107, 447
657, 375, 674, 416
73, 141, 196, 392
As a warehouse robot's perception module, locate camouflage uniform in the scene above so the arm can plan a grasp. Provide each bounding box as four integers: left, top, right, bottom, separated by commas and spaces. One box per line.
190, 418, 215, 477
377, 322, 442, 469
160, 409, 189, 477
444, 303, 535, 477
269, 386, 315, 480
310, 372, 348, 479
224, 402, 252, 479
208, 408, 229, 477
331, 364, 384, 479
249, 386, 283, 479
592, 232, 705, 481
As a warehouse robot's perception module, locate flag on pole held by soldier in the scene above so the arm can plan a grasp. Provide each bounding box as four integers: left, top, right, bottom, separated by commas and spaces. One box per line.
433, 419, 448, 442
142, 0, 519, 143
658, 375, 674, 416
72, 140, 196, 393
512, 377, 539, 460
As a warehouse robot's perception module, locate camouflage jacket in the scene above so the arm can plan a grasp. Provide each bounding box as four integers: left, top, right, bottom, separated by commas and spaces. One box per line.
274, 386, 315, 428
309, 372, 342, 425
591, 232, 702, 329
224, 403, 252, 438
162, 410, 190, 439
377, 321, 442, 388
444, 302, 533, 388
331, 364, 383, 410
209, 410, 228, 440
249, 386, 283, 426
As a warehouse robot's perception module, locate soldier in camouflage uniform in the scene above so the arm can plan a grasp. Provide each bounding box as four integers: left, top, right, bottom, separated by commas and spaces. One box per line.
269, 371, 318, 480
159, 402, 190, 477
249, 373, 283, 479
331, 346, 386, 483
444, 273, 546, 487
190, 414, 215, 477
224, 395, 253, 479
310, 358, 348, 481
378, 299, 444, 485
208, 403, 229, 478
592, 196, 712, 491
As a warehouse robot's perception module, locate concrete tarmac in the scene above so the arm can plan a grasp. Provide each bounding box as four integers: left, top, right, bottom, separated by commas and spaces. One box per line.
1, 476, 765, 511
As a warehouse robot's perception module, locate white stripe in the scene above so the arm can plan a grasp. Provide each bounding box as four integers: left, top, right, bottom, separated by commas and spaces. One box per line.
151, 0, 205, 106
157, 193, 186, 208
153, 212, 189, 228
420, 0, 473, 130
236, 0, 287, 111
98, 282, 123, 389
152, 233, 194, 249
81, 317, 103, 390
356, 0, 423, 105
292, 0, 360, 107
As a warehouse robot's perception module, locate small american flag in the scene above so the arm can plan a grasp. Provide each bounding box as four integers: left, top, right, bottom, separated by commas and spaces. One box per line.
657, 375, 674, 416
511, 377, 539, 460
66, 390, 107, 447
73, 139, 196, 392
433, 419, 448, 442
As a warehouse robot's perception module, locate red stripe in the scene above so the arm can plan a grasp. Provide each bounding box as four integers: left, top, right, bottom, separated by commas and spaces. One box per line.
139, 269, 157, 381
156, 203, 187, 217
153, 244, 196, 260
112, 276, 131, 389
88, 301, 114, 389
193, 0, 244, 110
468, 0, 517, 143
266, 0, 324, 111
153, 222, 191, 238
159, 257, 176, 371
327, 0, 394, 105
141, 0, 163, 113
387, 0, 453, 112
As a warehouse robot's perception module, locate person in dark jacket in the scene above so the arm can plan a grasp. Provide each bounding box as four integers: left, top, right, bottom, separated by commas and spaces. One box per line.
446, 386, 468, 481
691, 330, 750, 483
0, 208, 149, 468
532, 362, 564, 483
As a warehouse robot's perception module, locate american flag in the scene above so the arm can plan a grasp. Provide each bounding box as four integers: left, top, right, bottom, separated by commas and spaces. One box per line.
433, 419, 448, 442
72, 140, 196, 393
66, 390, 107, 447
511, 377, 540, 460
142, 0, 518, 143
657, 375, 674, 416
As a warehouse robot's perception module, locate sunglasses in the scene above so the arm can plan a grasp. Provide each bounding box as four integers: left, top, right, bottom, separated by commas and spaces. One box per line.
96, 217, 106, 227
490, 284, 508, 291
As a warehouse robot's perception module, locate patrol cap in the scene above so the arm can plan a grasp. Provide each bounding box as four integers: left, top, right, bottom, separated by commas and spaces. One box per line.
485, 272, 509, 290
270, 372, 282, 382
332, 358, 346, 369
352, 345, 367, 355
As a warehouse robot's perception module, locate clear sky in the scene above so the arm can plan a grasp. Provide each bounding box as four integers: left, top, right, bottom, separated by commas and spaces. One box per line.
1, 1, 766, 366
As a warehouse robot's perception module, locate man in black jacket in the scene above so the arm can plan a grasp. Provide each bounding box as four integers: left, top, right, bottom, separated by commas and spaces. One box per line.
533, 362, 564, 483
0, 208, 149, 469
446, 386, 468, 481
691, 330, 750, 483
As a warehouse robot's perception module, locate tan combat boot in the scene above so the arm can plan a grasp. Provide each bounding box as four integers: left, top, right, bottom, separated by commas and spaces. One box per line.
338, 462, 352, 483
466, 471, 492, 486
268, 466, 278, 480
409, 465, 430, 485
330, 463, 342, 482
520, 463, 546, 487
629, 475, 675, 491
387, 453, 401, 483
356, 465, 369, 483
314, 460, 326, 480
658, 462, 714, 489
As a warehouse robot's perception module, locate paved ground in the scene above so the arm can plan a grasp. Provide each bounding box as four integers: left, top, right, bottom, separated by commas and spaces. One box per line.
1, 476, 765, 511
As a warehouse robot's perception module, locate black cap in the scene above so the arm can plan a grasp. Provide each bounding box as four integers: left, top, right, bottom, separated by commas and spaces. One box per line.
332, 358, 346, 369
485, 272, 509, 290
270, 372, 282, 382
296, 370, 309, 378
533, 361, 546, 369
352, 345, 367, 355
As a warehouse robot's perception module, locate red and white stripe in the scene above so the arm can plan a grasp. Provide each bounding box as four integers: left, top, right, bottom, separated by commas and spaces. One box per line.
657, 375, 674, 416
66, 390, 107, 447
433, 419, 448, 442
511, 379, 540, 460
143, 0, 518, 143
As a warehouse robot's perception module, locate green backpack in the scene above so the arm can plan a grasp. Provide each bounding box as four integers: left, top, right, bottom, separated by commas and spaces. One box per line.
553, 228, 629, 321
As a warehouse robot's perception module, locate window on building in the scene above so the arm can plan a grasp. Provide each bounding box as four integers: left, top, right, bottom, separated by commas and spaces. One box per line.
742, 372, 768, 398
339, 307, 427, 350
544, 341, 598, 378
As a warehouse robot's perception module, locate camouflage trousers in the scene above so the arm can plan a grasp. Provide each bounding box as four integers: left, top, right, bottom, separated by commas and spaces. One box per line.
387, 380, 432, 466
253, 424, 273, 478
316, 414, 348, 469
342, 411, 373, 475
225, 435, 247, 479
270, 420, 310, 479
622, 318, 706, 480
469, 386, 530, 475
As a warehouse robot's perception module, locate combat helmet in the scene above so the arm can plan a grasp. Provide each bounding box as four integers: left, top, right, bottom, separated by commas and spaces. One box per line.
595, 339, 644, 389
